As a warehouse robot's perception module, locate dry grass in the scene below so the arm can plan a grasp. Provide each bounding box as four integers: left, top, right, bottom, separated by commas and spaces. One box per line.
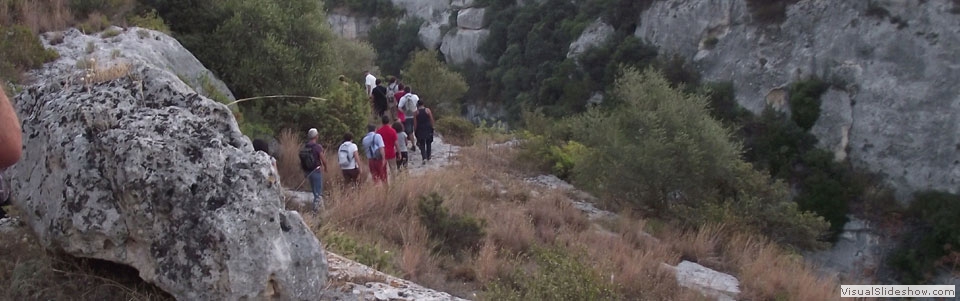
302, 139, 841, 300
1, 0, 73, 33
277, 129, 307, 188
0, 217, 172, 300
82, 60, 132, 84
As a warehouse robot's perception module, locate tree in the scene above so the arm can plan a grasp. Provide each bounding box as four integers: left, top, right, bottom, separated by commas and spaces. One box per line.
402, 50, 469, 117
368, 18, 424, 77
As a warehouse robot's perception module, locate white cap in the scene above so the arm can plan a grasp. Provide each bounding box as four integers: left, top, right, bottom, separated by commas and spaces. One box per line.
307, 128, 318, 138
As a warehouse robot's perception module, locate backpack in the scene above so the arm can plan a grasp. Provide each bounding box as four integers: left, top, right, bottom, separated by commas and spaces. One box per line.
365, 134, 383, 160
401, 93, 419, 116
338, 142, 354, 169
299, 143, 318, 172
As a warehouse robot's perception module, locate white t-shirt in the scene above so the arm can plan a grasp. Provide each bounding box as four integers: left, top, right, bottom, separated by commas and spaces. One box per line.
365, 74, 377, 95
398, 93, 419, 117
397, 132, 409, 152
338, 142, 359, 170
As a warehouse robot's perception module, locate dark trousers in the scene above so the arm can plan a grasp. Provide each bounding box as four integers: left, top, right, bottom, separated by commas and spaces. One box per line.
416, 134, 433, 160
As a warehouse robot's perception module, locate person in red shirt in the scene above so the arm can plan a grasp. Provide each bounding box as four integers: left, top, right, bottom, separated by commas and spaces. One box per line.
394, 83, 407, 121
375, 115, 399, 177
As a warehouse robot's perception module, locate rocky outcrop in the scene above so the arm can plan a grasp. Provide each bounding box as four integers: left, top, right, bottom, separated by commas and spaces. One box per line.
662, 261, 741, 301
806, 216, 892, 283
457, 8, 487, 30
636, 0, 960, 199
5, 28, 326, 300
567, 18, 614, 58
328, 13, 377, 40
440, 29, 489, 65
40, 27, 234, 103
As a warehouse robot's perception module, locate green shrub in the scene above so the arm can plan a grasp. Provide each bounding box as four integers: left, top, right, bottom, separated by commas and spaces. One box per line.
368, 18, 424, 76
0, 25, 60, 81
127, 9, 170, 33
889, 191, 960, 284
100, 28, 121, 38
545, 141, 588, 180
321, 230, 396, 274
70, 0, 130, 19
403, 50, 469, 117
485, 247, 621, 300
789, 77, 828, 131
793, 149, 854, 240
417, 193, 485, 256
435, 116, 476, 145
741, 108, 817, 178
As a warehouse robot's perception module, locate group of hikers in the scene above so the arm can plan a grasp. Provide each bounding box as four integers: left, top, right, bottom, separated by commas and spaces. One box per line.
254, 71, 438, 211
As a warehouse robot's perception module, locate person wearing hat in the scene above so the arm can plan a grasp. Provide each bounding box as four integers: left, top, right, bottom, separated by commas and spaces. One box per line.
302, 128, 327, 211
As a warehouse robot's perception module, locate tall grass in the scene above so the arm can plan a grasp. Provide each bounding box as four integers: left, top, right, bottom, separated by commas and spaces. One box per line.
1, 0, 74, 33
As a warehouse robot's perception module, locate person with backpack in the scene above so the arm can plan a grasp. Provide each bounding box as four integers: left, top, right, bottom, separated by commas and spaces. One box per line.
372, 79, 389, 118
397, 86, 419, 151
337, 133, 362, 186
361, 124, 388, 184
376, 115, 399, 177
413, 100, 435, 164
299, 128, 327, 211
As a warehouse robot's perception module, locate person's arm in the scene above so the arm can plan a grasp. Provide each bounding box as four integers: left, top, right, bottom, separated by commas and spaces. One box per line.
413, 110, 418, 130
0, 87, 22, 168
427, 108, 435, 127
353, 150, 362, 175
318, 145, 328, 172
376, 135, 387, 167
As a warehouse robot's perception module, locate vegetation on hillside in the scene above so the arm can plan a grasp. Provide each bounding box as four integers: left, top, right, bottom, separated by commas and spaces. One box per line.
889, 191, 960, 284
402, 50, 469, 117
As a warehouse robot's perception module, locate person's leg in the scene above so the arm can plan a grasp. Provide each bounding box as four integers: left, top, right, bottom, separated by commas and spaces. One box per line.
405, 118, 416, 151
424, 135, 433, 161
308, 171, 323, 211
416, 134, 428, 161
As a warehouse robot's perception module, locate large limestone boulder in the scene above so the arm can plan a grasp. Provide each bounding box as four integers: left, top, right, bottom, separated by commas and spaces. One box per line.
4, 29, 326, 300
636, 0, 960, 199
39, 27, 234, 103
662, 261, 741, 301
457, 8, 487, 30
390, 0, 451, 24
328, 13, 376, 40
419, 21, 444, 50
440, 29, 490, 65
567, 18, 615, 58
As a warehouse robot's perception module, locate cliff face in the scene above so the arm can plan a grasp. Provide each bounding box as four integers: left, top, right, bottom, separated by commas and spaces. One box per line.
635, 0, 960, 199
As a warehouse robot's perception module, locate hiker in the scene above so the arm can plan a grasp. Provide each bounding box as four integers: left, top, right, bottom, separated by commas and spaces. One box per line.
386, 77, 400, 118
252, 139, 280, 185
392, 122, 409, 170
0, 86, 21, 169
337, 133, 362, 186
376, 115, 399, 177
361, 124, 388, 184
364, 71, 377, 96
413, 100, 435, 164
300, 128, 327, 211
397, 86, 419, 151
371, 79, 388, 118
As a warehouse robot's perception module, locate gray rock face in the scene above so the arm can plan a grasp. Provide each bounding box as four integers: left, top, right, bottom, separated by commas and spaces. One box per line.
806, 216, 890, 283
451, 0, 475, 9
419, 22, 444, 50
567, 18, 614, 58
662, 261, 740, 301
328, 13, 376, 40
390, 0, 451, 24
636, 0, 960, 199
457, 8, 487, 30
440, 29, 490, 65
5, 31, 327, 299
40, 28, 234, 103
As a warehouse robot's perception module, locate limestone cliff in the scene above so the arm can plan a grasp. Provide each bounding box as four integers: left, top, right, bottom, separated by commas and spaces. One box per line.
636, 0, 959, 199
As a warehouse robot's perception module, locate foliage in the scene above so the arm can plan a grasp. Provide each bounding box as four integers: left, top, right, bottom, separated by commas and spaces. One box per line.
699, 82, 751, 127
402, 50, 469, 116
78, 12, 110, 33
744, 0, 799, 24
526, 69, 828, 249
329, 37, 377, 83
0, 25, 59, 82
485, 247, 621, 300
367, 17, 424, 77
101, 27, 120, 38
741, 109, 817, 177
435, 116, 476, 146
127, 8, 169, 33
322, 230, 396, 274
70, 0, 132, 19
241, 82, 368, 145
792, 149, 854, 240
889, 191, 960, 284
417, 193, 485, 256
788, 77, 828, 131
325, 0, 402, 19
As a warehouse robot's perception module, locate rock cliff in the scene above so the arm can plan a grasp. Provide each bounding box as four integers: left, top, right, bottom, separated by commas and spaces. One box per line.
4, 28, 326, 300
635, 0, 960, 199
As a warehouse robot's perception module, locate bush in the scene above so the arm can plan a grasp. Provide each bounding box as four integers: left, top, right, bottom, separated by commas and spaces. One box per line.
0, 25, 60, 81
127, 9, 170, 33
78, 12, 110, 33
322, 230, 396, 274
368, 18, 424, 76
403, 50, 469, 117
435, 116, 476, 145
889, 191, 960, 284
485, 247, 621, 300
70, 0, 132, 19
789, 77, 828, 131
793, 149, 854, 240
417, 193, 485, 256
100, 27, 120, 38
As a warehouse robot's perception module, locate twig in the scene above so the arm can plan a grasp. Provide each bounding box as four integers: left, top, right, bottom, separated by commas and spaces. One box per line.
225, 95, 329, 106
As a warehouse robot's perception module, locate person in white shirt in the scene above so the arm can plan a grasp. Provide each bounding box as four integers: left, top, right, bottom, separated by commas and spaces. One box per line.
364, 71, 377, 96
337, 133, 362, 186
